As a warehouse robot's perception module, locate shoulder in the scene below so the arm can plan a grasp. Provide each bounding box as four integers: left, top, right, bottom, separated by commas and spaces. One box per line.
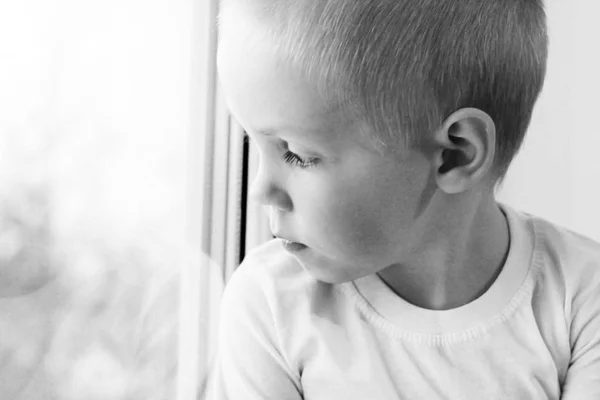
221, 239, 322, 319
530, 213, 600, 282
236, 238, 308, 282
522, 213, 600, 393
527, 212, 600, 315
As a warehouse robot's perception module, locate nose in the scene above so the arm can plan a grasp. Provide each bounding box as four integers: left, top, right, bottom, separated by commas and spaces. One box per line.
248, 161, 293, 211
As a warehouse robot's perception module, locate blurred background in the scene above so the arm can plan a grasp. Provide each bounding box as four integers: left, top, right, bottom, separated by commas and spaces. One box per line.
0, 0, 208, 399
0, 0, 598, 399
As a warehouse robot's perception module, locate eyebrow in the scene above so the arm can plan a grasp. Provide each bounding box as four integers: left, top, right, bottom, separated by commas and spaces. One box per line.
253, 125, 326, 139
255, 129, 276, 137
240, 101, 345, 139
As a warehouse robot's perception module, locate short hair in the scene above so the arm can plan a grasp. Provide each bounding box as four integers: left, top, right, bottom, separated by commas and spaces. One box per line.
219, 0, 549, 181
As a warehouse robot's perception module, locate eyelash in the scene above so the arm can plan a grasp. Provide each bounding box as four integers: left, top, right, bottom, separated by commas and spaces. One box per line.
244, 135, 318, 169
282, 150, 318, 169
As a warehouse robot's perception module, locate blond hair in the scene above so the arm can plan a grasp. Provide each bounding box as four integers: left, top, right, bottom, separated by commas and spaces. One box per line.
220, 0, 548, 179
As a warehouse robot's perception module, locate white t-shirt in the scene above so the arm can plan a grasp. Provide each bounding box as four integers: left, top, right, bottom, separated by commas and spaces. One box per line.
209, 204, 600, 399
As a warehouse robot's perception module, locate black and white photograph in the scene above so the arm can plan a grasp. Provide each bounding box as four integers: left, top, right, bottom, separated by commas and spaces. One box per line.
1, 0, 599, 399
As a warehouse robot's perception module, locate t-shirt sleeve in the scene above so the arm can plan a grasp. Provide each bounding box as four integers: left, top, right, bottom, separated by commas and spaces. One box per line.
561, 260, 600, 399
207, 259, 303, 400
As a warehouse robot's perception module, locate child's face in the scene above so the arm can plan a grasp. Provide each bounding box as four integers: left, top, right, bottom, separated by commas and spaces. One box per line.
217, 26, 436, 283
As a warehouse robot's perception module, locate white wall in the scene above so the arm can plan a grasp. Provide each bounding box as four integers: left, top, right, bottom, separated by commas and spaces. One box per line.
497, 0, 600, 242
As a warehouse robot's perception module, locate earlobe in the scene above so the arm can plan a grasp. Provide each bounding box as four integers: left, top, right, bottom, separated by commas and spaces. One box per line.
433, 108, 496, 194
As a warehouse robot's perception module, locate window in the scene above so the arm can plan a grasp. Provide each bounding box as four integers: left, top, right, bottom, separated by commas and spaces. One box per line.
0, 0, 244, 398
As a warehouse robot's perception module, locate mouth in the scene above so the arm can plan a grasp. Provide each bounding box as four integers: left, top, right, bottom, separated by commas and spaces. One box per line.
275, 237, 308, 253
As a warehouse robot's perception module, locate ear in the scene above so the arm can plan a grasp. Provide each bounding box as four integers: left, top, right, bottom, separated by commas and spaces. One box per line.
432, 108, 496, 194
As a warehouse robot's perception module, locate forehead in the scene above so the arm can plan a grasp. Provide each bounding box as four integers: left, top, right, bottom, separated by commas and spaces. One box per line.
217, 20, 352, 144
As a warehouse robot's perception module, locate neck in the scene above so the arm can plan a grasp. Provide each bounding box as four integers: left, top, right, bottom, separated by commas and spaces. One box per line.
378, 192, 510, 310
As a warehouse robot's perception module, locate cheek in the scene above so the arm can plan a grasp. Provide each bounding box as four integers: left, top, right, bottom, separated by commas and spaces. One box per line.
335, 207, 389, 256
295, 177, 407, 258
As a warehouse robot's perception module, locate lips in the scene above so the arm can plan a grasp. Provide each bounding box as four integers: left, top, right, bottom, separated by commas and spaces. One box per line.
281, 239, 307, 252
273, 234, 307, 252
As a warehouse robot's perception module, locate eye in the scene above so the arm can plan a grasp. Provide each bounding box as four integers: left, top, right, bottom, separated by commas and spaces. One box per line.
282, 150, 318, 169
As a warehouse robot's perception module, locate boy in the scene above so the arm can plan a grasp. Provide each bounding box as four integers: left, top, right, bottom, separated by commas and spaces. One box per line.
210, 0, 600, 398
